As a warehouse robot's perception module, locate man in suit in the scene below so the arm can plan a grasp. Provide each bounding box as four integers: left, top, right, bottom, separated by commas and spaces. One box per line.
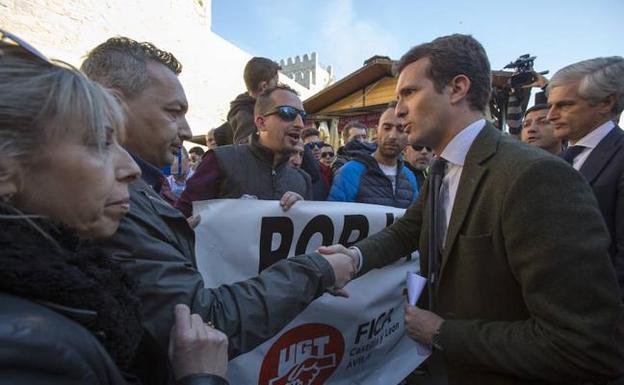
320, 34, 624, 384
547, 57, 624, 301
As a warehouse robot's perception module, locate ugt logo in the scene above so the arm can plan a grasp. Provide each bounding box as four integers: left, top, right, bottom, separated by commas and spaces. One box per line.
259, 323, 345, 385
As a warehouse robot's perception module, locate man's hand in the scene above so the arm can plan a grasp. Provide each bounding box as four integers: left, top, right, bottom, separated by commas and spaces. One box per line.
187, 214, 201, 229
169, 304, 229, 380
404, 304, 444, 345
280, 191, 303, 211
317, 244, 358, 297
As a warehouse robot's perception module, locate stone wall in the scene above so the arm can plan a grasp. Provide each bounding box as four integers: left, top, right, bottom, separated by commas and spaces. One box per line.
1, 0, 309, 136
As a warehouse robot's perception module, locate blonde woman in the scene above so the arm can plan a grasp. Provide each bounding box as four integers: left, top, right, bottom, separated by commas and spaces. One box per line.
0, 31, 229, 385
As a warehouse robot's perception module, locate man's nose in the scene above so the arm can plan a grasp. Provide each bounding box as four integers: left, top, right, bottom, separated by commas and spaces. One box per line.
527, 123, 538, 133
546, 106, 558, 122
395, 101, 407, 118
179, 117, 192, 141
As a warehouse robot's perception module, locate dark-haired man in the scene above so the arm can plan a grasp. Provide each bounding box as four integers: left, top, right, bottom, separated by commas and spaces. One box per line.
333, 121, 376, 173
82, 38, 356, 382
520, 91, 563, 155
221, 57, 280, 145
404, 143, 432, 188
328, 105, 418, 208
320, 34, 624, 384
176, 85, 313, 217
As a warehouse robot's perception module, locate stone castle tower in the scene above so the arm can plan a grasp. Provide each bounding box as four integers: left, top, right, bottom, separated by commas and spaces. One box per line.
279, 52, 334, 95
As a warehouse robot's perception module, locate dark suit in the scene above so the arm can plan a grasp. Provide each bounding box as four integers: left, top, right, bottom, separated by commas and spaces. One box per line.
356, 123, 624, 384
578, 125, 624, 300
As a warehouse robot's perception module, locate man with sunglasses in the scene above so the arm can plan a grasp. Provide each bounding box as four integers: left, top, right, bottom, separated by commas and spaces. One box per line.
404, 143, 433, 188
300, 128, 330, 200
328, 104, 419, 208
177, 84, 313, 217
81, 38, 356, 383
319, 143, 335, 168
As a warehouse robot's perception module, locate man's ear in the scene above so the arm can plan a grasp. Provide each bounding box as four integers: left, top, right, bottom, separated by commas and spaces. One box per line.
448, 74, 471, 105
0, 158, 22, 201
255, 115, 267, 132
598, 93, 617, 116
108, 86, 124, 98
258, 80, 270, 93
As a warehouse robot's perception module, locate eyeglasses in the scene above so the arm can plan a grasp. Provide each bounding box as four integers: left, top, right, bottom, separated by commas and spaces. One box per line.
263, 105, 307, 122
305, 141, 323, 150
411, 144, 432, 152
0, 29, 50, 63
321, 152, 334, 158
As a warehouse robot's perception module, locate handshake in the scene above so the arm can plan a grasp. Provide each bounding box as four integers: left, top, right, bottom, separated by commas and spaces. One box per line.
168, 244, 362, 382
315, 244, 360, 298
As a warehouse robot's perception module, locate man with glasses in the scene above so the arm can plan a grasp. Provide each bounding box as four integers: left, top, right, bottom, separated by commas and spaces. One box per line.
317, 143, 335, 191
404, 142, 433, 188
81, 38, 356, 383
328, 104, 419, 208
177, 84, 313, 217
302, 128, 322, 144
319, 143, 335, 167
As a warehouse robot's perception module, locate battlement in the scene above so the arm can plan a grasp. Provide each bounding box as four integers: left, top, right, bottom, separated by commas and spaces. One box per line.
279, 51, 333, 93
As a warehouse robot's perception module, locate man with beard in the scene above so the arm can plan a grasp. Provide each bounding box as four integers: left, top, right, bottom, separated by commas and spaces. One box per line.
82, 39, 355, 384
404, 142, 433, 188
177, 84, 313, 217
327, 104, 419, 208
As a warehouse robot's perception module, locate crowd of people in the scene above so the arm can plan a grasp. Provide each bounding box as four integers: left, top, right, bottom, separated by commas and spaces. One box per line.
0, 27, 623, 385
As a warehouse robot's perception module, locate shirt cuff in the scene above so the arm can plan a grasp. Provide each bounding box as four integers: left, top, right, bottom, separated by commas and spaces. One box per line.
348, 246, 363, 273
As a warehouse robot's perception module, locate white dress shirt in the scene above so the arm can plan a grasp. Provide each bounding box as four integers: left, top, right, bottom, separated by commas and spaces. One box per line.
570, 120, 615, 171
350, 119, 486, 270
438, 119, 486, 244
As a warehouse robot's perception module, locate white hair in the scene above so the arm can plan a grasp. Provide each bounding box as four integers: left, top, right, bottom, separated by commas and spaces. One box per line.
549, 56, 624, 115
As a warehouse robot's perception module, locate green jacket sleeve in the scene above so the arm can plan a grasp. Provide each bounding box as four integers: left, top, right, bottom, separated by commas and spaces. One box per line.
99, 183, 335, 359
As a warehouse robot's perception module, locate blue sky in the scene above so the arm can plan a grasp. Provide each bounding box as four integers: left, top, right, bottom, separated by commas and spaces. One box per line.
212, 0, 623, 80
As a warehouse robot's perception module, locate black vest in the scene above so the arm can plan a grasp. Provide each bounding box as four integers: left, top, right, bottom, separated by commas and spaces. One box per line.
213, 135, 312, 200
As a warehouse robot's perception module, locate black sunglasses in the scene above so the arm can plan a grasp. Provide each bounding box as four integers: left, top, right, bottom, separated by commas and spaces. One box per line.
411, 144, 432, 152
263, 105, 307, 122
305, 140, 324, 150
321, 152, 334, 158
0, 29, 50, 63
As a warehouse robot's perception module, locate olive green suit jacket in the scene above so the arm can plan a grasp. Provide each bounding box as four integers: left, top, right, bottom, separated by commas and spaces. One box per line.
357, 123, 624, 384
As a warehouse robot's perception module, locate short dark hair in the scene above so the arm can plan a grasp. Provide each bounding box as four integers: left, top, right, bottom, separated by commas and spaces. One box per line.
82, 37, 182, 99
188, 146, 205, 156
343, 121, 367, 141
254, 84, 299, 117
321, 143, 334, 150
394, 34, 491, 112
244, 57, 281, 94
302, 128, 320, 140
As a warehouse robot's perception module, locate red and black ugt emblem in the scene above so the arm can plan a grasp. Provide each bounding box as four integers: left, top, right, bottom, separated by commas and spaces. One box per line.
258, 323, 345, 385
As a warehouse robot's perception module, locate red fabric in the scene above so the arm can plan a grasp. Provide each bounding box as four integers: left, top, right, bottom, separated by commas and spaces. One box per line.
175, 151, 221, 217
320, 163, 333, 190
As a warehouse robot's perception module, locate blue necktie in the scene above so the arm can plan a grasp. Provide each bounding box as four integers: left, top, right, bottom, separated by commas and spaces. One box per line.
561, 145, 586, 165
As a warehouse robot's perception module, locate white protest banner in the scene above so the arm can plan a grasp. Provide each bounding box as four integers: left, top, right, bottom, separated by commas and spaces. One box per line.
194, 199, 429, 385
